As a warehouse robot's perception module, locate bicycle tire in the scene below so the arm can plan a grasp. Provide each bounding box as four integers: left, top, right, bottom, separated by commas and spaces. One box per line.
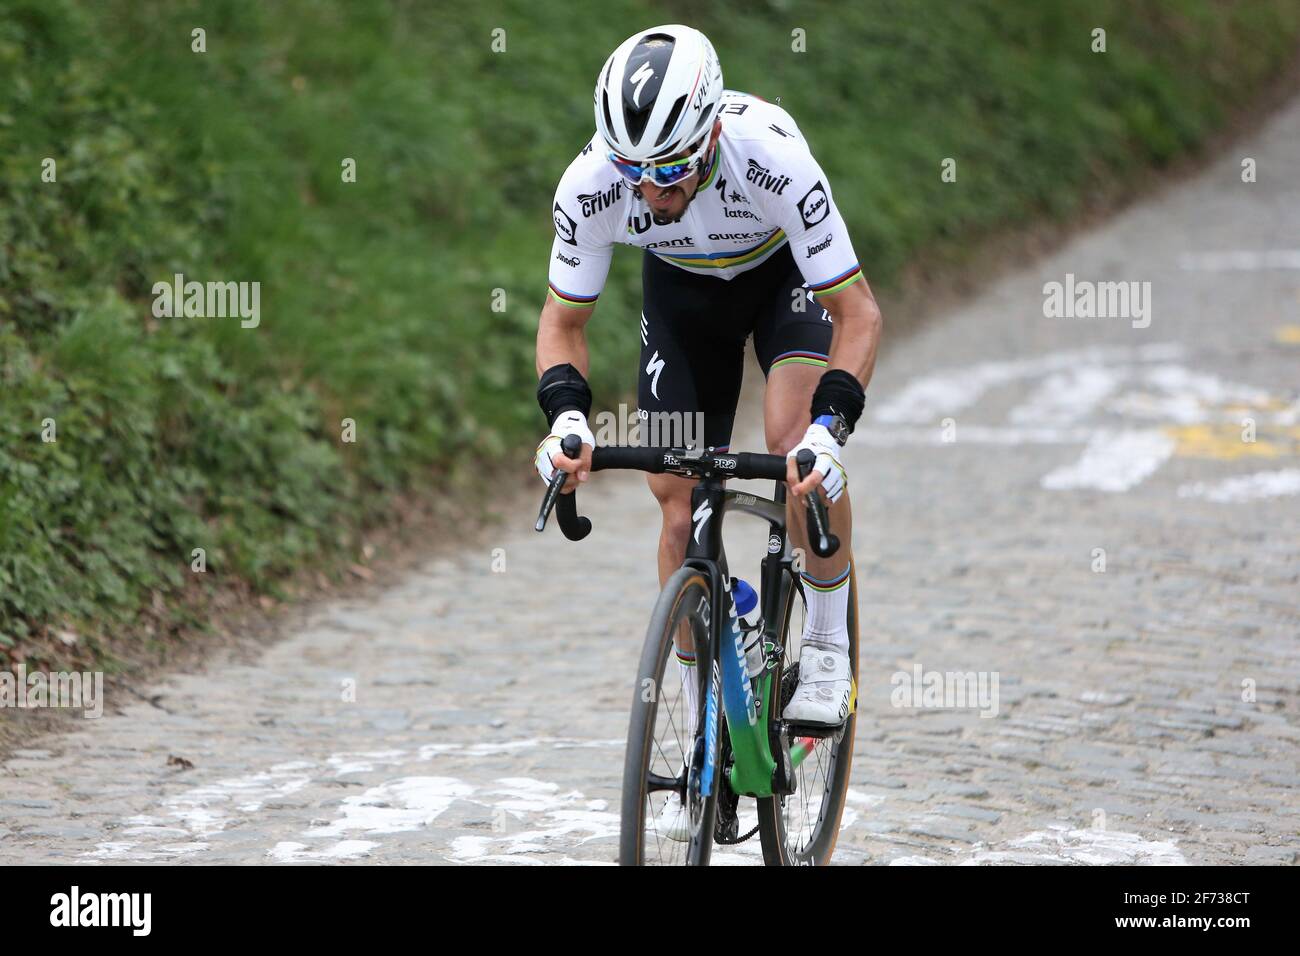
619, 566, 720, 865
756, 563, 859, 865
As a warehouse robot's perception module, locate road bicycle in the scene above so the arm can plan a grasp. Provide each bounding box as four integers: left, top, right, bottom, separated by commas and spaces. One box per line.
537, 437, 858, 865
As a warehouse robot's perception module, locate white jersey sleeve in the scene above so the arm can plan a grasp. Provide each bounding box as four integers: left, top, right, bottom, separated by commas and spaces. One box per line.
546, 142, 622, 309
743, 128, 863, 298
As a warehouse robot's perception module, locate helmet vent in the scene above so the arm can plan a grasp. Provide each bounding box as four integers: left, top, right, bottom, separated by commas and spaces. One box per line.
601, 91, 616, 145
654, 94, 687, 149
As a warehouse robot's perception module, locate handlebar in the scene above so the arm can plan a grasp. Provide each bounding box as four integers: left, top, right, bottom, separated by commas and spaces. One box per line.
535, 437, 839, 558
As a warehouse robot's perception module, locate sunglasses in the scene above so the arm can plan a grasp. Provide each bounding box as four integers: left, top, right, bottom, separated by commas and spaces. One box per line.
609, 135, 711, 188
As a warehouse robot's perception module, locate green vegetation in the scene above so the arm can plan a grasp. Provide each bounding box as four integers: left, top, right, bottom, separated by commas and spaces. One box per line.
1, 0, 1297, 667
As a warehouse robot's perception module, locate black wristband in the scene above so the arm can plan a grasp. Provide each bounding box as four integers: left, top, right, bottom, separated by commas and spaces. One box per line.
809, 369, 865, 431
537, 363, 593, 426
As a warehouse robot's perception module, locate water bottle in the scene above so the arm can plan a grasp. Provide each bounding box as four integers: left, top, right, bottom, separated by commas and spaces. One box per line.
731, 578, 765, 679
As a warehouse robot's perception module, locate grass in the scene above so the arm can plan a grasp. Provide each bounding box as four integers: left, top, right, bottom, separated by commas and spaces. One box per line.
1, 0, 1297, 668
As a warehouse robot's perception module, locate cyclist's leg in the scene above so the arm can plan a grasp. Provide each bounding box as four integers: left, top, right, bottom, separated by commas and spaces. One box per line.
638, 252, 745, 592
639, 252, 746, 739
754, 257, 855, 652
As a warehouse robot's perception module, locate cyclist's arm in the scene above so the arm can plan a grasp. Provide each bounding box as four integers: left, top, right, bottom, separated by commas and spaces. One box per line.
754, 141, 881, 388
536, 157, 618, 484
753, 140, 881, 494
817, 273, 882, 389
536, 295, 594, 377
539, 157, 617, 374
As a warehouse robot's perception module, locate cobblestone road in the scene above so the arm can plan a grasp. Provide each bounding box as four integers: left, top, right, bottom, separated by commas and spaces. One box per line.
3, 101, 1298, 866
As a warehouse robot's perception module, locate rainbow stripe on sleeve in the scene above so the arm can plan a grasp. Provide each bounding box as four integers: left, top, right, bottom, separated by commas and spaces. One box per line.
547, 283, 599, 309
807, 265, 863, 296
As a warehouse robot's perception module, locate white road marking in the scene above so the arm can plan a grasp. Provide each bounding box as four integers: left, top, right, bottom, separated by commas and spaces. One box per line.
1040, 429, 1177, 492
866, 345, 1292, 492
1177, 468, 1300, 502
959, 825, 1187, 865
872, 343, 1182, 424
1008, 367, 1123, 424
307, 776, 473, 837
86, 738, 624, 861
1109, 365, 1275, 424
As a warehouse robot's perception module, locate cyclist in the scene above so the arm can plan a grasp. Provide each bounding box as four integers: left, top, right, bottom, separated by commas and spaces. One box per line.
534, 25, 882, 826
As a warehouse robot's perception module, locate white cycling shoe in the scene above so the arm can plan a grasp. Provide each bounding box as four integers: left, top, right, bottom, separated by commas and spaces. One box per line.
782, 642, 853, 726
657, 791, 691, 843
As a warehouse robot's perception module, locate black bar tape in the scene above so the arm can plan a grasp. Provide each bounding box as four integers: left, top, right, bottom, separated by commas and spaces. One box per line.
809, 369, 866, 431
537, 363, 593, 426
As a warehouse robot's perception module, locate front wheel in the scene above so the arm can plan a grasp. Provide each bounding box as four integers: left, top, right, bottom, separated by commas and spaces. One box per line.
619, 566, 721, 865
756, 563, 859, 865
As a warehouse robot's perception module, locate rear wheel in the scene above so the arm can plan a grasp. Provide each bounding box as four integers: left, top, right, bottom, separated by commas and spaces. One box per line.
619, 566, 721, 865
756, 564, 859, 865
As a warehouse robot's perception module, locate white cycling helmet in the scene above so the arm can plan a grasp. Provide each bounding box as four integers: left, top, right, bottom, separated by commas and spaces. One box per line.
594, 24, 724, 162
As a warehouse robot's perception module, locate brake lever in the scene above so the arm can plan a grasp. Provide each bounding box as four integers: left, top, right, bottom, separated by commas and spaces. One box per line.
534, 434, 592, 540
794, 448, 840, 558
534, 464, 568, 532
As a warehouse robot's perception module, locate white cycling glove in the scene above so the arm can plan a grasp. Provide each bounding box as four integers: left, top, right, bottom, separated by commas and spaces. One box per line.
535, 410, 596, 484
787, 422, 847, 503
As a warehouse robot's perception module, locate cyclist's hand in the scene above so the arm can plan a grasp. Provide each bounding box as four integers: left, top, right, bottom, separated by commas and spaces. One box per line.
534, 410, 595, 494
786, 422, 846, 503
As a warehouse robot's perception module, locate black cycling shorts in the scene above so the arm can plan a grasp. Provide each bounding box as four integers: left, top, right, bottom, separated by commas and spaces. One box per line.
637, 243, 832, 451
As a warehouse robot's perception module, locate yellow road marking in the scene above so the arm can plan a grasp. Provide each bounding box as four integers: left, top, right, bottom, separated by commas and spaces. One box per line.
1165, 424, 1300, 460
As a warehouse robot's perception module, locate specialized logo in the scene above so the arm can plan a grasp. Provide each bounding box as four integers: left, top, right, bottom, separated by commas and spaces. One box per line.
645, 349, 665, 399
797, 180, 829, 227
692, 498, 712, 545
805, 233, 833, 257
691, 51, 716, 115
629, 61, 655, 107
554, 251, 581, 268
581, 142, 594, 156
553, 203, 578, 245
746, 159, 792, 195
577, 180, 623, 217
769, 123, 793, 138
